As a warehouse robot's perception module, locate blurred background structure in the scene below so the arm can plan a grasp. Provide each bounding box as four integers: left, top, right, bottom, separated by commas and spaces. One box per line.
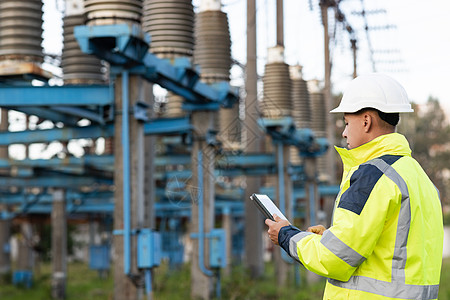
0, 0, 449, 299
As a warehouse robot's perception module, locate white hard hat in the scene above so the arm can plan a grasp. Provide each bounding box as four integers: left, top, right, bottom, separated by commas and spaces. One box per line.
330, 73, 414, 113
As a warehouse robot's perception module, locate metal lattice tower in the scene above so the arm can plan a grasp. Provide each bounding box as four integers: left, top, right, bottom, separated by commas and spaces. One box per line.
63, 1, 107, 85
0, 0, 43, 63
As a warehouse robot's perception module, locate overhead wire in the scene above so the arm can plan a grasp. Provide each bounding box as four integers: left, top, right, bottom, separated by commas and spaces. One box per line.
359, 0, 376, 72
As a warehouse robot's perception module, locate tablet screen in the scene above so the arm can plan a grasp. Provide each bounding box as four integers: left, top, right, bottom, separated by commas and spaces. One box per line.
253, 194, 288, 221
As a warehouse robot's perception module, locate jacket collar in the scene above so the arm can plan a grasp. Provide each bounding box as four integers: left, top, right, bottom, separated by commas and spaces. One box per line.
335, 133, 412, 179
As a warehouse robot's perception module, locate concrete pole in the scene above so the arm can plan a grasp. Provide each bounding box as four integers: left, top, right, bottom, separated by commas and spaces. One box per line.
113, 74, 146, 300
0, 109, 10, 275
143, 82, 156, 230
320, 2, 336, 185
222, 207, 232, 276
351, 39, 358, 79
190, 111, 216, 300
274, 144, 292, 286
51, 189, 67, 300
276, 0, 284, 47
17, 222, 34, 272
244, 0, 264, 279
303, 157, 321, 283
0, 109, 8, 158
0, 219, 10, 274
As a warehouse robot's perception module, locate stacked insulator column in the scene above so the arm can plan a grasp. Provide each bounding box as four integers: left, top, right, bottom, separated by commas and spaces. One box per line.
63, 0, 107, 85
194, 1, 237, 149
193, 4, 231, 82
308, 79, 328, 181
84, 0, 143, 26
0, 0, 43, 63
261, 46, 292, 119
143, 0, 194, 58
290, 65, 311, 165
291, 65, 311, 129
262, 46, 291, 190
143, 0, 195, 118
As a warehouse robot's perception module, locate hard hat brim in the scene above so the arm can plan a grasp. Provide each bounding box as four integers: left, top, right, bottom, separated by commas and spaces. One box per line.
330, 104, 414, 114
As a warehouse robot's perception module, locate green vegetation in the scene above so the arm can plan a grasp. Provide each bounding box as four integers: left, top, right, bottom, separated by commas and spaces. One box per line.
0, 262, 113, 300
398, 97, 450, 207
0, 258, 449, 299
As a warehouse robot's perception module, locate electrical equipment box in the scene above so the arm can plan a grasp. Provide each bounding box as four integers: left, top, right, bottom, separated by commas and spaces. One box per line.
137, 229, 161, 269
89, 244, 111, 271
209, 229, 227, 269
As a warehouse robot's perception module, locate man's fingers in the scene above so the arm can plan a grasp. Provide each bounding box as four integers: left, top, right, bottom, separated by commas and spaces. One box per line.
307, 225, 326, 235
273, 214, 281, 221
265, 219, 275, 226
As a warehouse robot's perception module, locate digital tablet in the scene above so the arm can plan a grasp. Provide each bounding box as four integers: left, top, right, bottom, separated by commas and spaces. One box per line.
250, 193, 288, 221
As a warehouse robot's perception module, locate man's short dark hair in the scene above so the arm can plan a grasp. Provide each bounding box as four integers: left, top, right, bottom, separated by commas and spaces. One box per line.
355, 108, 399, 126
376, 110, 399, 126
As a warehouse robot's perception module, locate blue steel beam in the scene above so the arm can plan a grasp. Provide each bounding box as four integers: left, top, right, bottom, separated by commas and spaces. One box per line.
155, 153, 276, 168
74, 24, 238, 108
0, 155, 114, 170
259, 185, 340, 199
75, 24, 149, 66
135, 56, 237, 107
0, 191, 114, 205
216, 153, 276, 168
0, 116, 191, 145
0, 124, 114, 145
0, 176, 112, 188
0, 152, 282, 183
51, 106, 106, 125
144, 117, 193, 135
0, 85, 111, 106
10, 106, 80, 126
10, 201, 245, 216
18, 203, 115, 214
258, 117, 329, 157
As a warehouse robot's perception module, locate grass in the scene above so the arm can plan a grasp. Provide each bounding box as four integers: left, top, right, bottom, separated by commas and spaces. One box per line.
0, 258, 449, 299
0, 262, 113, 300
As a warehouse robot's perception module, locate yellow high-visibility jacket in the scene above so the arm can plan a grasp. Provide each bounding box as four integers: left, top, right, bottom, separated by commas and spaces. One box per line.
278, 133, 443, 299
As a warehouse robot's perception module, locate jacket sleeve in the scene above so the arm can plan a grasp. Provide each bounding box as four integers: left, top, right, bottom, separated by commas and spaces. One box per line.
280, 167, 401, 281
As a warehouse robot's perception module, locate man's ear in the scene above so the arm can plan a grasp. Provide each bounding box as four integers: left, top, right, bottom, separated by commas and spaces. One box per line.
363, 113, 372, 133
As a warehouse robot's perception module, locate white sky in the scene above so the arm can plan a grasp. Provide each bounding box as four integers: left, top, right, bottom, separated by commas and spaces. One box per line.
41, 0, 450, 115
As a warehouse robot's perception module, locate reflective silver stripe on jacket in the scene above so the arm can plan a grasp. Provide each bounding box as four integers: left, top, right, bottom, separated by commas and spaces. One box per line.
321, 230, 365, 268
328, 158, 439, 299
289, 231, 313, 262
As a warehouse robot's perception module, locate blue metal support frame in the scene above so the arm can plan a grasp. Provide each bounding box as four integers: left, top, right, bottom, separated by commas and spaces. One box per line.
196, 150, 214, 277
0, 176, 112, 188
51, 106, 106, 125
309, 184, 316, 226
144, 117, 193, 135
0, 85, 111, 106
74, 24, 238, 109
0, 155, 114, 170
0, 124, 114, 145
121, 70, 132, 276
9, 106, 80, 126
258, 117, 329, 157
75, 24, 150, 66
0, 117, 192, 145
276, 143, 286, 215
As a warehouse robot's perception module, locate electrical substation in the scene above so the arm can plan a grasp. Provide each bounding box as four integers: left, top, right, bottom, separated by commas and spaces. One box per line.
0, 0, 381, 299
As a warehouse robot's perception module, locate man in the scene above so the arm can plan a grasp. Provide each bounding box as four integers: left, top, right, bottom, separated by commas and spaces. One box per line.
265, 74, 444, 299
